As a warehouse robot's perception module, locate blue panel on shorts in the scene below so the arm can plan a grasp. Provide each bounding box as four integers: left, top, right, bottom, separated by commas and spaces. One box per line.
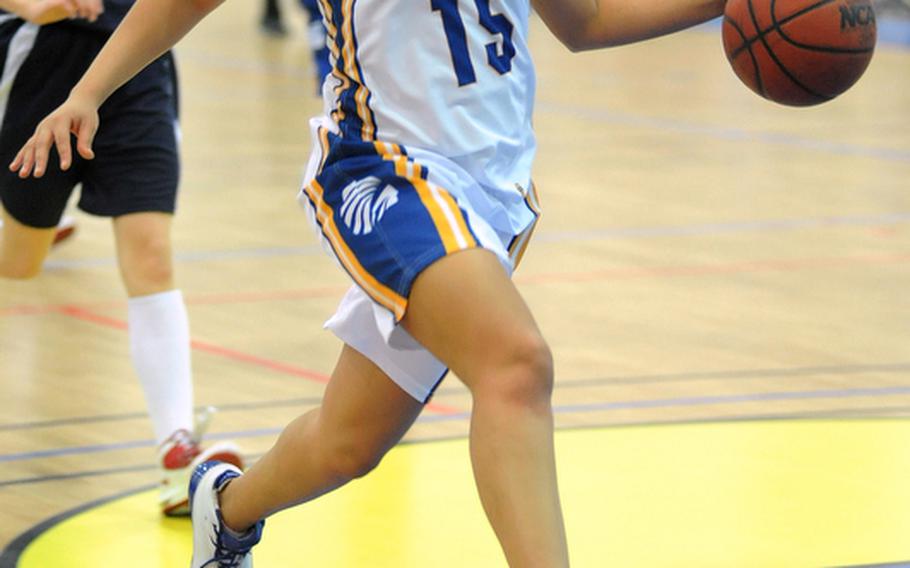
301, 133, 479, 319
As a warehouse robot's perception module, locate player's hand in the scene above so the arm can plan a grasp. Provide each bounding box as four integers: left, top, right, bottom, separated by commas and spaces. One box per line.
9, 96, 99, 179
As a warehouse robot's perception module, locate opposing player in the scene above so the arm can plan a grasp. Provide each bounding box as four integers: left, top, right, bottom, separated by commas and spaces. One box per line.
0, 0, 242, 516
10, 0, 727, 564
259, 0, 331, 90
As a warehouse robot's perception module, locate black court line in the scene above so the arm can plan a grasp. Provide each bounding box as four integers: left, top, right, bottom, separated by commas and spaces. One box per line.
835, 562, 910, 568
0, 483, 155, 568
3, 413, 910, 488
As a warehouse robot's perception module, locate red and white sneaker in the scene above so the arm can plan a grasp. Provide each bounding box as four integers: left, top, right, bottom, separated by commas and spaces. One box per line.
0, 215, 75, 245
52, 215, 76, 246
158, 409, 243, 517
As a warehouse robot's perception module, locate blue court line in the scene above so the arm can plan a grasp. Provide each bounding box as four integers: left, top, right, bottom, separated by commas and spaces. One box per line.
880, 17, 910, 46
538, 362, 910, 388
698, 15, 910, 48
703, 14, 910, 47
39, 211, 910, 271
548, 385, 910, 415
536, 100, 910, 164
532, 212, 910, 245
2, 364, 908, 431
3, 384, 910, 464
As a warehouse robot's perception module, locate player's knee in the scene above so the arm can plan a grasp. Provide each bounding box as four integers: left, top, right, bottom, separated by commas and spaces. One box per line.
480, 332, 554, 409
323, 441, 385, 481
0, 259, 43, 280
123, 238, 174, 287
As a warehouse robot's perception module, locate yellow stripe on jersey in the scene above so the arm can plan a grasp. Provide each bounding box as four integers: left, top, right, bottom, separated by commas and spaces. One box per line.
526, 181, 542, 216
317, 127, 331, 175
339, 0, 376, 141
370, 145, 477, 255
508, 218, 538, 268
305, 179, 407, 319
507, 181, 541, 268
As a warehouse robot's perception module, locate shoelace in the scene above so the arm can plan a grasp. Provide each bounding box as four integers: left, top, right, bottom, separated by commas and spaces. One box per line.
202, 532, 252, 568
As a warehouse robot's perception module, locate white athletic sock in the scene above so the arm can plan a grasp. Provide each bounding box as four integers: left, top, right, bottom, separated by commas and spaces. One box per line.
128, 289, 195, 447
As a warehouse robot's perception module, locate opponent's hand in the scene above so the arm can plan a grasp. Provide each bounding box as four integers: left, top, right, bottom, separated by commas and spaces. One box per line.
9, 96, 99, 178
71, 0, 104, 22
19, 0, 76, 24
19, 0, 103, 24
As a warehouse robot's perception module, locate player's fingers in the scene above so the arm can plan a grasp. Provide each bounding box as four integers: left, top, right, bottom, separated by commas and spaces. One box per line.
13, 139, 36, 179
56, 0, 78, 19
30, 126, 59, 178
75, 119, 96, 160
9, 146, 24, 172
74, 0, 103, 21
51, 124, 73, 173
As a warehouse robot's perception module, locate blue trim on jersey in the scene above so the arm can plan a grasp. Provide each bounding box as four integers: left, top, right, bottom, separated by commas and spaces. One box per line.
326, 0, 377, 141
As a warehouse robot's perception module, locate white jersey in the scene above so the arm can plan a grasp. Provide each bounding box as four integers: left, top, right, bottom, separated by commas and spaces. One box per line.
316, 0, 537, 234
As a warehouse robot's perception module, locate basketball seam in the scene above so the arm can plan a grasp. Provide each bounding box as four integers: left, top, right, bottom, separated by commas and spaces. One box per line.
730, 0, 834, 59
748, 0, 830, 102
724, 14, 765, 96
774, 0, 876, 54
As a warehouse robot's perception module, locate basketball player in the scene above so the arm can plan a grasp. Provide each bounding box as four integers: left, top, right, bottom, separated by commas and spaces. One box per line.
0, 0, 242, 516
10, 0, 727, 565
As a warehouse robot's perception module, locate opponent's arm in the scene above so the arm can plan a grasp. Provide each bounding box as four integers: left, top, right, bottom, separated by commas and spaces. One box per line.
69, 0, 224, 108
533, 0, 726, 52
10, 0, 225, 177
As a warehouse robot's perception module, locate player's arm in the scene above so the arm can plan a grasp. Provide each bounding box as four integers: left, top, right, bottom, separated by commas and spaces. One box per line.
0, 0, 102, 25
9, 0, 224, 178
533, 0, 726, 51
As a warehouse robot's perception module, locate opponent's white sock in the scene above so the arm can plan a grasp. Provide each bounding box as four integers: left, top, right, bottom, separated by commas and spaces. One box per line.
128, 289, 194, 446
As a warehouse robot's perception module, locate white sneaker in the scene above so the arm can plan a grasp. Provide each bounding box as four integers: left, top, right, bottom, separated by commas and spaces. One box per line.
190, 461, 264, 568
159, 408, 244, 516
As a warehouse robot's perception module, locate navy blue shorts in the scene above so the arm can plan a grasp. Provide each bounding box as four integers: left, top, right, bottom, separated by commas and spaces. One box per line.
0, 19, 180, 228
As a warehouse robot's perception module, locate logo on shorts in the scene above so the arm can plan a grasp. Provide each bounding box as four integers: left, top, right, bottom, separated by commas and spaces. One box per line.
339, 176, 399, 235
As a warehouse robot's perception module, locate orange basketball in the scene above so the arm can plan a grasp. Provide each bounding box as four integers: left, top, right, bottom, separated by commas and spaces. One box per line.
722, 0, 877, 106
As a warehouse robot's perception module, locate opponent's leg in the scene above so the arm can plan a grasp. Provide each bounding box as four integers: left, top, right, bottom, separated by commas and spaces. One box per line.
114, 212, 187, 441
216, 344, 424, 530
300, 0, 331, 90
403, 248, 569, 568
260, 0, 287, 36
114, 211, 242, 515
0, 208, 57, 279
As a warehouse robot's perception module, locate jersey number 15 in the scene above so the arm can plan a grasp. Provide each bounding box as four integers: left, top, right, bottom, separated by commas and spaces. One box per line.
431, 0, 516, 86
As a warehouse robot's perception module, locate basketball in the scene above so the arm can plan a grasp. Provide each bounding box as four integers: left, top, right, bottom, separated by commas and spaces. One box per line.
722, 0, 877, 106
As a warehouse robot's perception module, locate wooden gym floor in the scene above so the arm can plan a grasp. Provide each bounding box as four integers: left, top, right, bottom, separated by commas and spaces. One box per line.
1, 2, 908, 566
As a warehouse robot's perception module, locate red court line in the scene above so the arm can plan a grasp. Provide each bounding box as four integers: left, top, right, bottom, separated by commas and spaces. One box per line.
0, 286, 349, 317
3, 251, 907, 317
3, 252, 908, 317
54, 304, 460, 415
